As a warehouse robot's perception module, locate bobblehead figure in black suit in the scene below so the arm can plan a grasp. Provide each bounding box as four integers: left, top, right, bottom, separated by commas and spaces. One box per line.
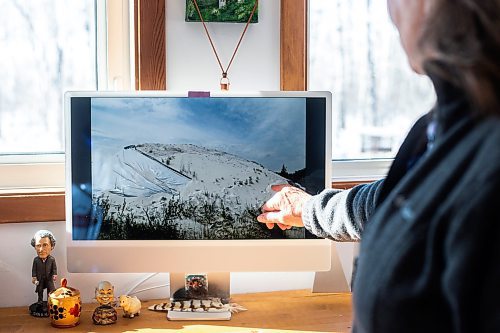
29, 229, 57, 317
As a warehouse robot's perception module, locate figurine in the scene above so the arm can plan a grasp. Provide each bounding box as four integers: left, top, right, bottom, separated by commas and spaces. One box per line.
48, 278, 82, 328
92, 281, 118, 325
29, 230, 57, 317
119, 295, 141, 318
185, 274, 208, 299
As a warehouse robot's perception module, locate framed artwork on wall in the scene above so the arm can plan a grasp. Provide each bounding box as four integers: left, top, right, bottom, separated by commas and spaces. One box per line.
185, 0, 258, 23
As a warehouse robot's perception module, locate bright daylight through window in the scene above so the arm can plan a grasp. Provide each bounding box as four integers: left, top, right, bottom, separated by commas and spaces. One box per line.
0, 0, 96, 155
309, 1, 436, 160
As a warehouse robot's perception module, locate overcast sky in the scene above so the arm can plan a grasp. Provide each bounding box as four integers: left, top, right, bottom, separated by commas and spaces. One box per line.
91, 97, 306, 172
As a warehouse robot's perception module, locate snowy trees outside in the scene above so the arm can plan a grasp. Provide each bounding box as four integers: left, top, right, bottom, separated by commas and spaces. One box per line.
0, 0, 96, 154
309, 0, 436, 159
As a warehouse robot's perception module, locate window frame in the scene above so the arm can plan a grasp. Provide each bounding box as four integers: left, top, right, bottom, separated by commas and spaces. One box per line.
0, 0, 133, 223
0, 0, 381, 224
282, 0, 388, 182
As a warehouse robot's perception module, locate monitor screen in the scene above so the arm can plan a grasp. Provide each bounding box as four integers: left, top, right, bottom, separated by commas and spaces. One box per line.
66, 91, 332, 273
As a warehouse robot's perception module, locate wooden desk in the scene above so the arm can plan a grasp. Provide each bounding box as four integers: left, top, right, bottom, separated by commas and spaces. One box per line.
0, 290, 353, 333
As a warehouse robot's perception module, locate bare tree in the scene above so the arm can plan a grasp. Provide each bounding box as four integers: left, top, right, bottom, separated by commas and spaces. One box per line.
366, 0, 378, 127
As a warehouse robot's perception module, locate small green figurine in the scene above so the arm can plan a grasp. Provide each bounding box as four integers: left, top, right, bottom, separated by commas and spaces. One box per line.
29, 230, 58, 317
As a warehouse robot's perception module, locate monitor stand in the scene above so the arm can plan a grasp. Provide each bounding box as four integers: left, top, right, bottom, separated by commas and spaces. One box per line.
168, 272, 231, 321
312, 241, 358, 292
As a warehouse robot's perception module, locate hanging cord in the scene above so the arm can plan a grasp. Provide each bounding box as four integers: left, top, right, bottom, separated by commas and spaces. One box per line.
192, 0, 259, 77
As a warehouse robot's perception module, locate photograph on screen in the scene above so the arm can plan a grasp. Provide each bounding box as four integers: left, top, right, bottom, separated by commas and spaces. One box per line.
89, 97, 313, 240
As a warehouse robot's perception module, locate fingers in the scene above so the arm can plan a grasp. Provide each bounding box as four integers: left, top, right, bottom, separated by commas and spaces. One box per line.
277, 223, 292, 230
260, 191, 283, 212
258, 211, 284, 224
260, 184, 291, 212
257, 212, 295, 229
265, 222, 274, 230
260, 221, 292, 231
258, 184, 306, 230
270, 183, 291, 192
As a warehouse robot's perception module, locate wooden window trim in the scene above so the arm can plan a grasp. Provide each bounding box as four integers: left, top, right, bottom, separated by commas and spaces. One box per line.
134, 0, 306, 91
280, 0, 307, 91
134, 0, 166, 90
0, 192, 65, 224
133, 0, 307, 91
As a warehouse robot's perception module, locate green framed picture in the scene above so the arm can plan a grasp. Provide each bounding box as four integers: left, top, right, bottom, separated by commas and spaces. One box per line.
185, 0, 258, 23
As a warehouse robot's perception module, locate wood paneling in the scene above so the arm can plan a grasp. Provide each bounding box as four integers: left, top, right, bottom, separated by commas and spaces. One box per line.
280, 0, 307, 91
0, 192, 65, 223
134, 0, 166, 90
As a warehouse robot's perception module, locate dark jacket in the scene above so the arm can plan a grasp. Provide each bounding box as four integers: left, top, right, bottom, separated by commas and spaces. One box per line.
303, 78, 500, 332
32, 255, 57, 293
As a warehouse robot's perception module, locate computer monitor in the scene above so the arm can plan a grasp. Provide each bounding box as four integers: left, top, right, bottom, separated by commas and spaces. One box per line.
65, 91, 332, 278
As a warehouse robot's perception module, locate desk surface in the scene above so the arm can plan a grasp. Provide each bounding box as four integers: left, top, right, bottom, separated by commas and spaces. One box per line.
0, 290, 353, 333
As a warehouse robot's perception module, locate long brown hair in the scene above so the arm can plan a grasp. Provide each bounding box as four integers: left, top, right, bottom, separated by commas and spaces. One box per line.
420, 0, 500, 115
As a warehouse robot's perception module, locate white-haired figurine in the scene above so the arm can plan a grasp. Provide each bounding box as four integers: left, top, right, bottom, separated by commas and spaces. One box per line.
29, 230, 57, 317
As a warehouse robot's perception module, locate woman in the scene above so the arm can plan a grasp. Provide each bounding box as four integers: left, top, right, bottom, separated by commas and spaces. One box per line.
258, 0, 500, 331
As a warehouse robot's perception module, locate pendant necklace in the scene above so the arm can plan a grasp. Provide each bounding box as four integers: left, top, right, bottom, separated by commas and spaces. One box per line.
192, 0, 259, 91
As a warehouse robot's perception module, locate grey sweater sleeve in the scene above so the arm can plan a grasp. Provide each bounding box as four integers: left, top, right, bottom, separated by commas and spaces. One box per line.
301, 179, 384, 241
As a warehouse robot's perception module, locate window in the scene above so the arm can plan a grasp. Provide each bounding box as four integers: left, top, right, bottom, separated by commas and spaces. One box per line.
0, 0, 133, 196
309, 0, 436, 160
0, 0, 145, 223
0, 0, 97, 155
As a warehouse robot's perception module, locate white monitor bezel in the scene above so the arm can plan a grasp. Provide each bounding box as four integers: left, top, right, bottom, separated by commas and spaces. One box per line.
65, 91, 332, 273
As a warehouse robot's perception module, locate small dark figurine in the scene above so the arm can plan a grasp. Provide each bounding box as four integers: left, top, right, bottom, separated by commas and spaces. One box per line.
92, 280, 118, 325
29, 230, 57, 317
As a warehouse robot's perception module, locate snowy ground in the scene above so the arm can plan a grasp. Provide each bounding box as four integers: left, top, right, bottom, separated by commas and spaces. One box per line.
92, 143, 305, 240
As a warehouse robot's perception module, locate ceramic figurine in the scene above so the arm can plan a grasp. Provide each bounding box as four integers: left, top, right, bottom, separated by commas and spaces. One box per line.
119, 295, 141, 318
92, 281, 118, 325
48, 278, 82, 328
29, 230, 57, 317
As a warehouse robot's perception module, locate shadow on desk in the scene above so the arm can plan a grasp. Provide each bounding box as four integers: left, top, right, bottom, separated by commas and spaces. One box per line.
0, 290, 353, 333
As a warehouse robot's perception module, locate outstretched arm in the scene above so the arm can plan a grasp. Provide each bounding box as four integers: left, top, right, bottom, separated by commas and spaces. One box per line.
258, 179, 384, 241
302, 179, 384, 241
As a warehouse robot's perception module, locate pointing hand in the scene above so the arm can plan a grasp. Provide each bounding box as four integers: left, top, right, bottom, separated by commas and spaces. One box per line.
257, 184, 311, 230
